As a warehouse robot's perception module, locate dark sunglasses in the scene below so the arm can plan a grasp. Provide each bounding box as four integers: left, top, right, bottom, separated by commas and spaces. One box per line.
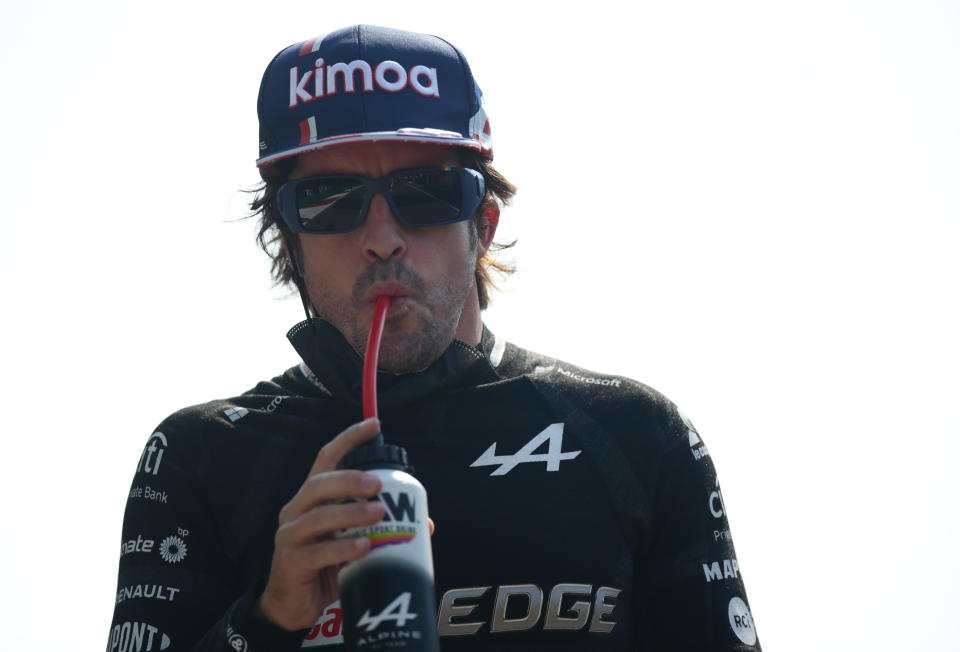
276, 166, 485, 234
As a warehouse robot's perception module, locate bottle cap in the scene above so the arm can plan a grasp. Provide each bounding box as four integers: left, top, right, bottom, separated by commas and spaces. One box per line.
342, 439, 410, 471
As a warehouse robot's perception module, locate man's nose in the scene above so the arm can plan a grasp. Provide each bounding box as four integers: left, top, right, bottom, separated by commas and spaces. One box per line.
360, 193, 406, 262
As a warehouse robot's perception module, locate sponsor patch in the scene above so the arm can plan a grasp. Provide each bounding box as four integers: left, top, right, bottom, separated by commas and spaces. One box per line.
679, 410, 709, 461
108, 621, 171, 651
556, 367, 622, 387
439, 583, 620, 636
116, 584, 180, 605
120, 528, 189, 564
470, 423, 580, 476
357, 592, 419, 632
728, 596, 758, 645
226, 625, 248, 652
265, 395, 285, 413
289, 58, 440, 109
158, 535, 187, 564
224, 407, 248, 422
302, 602, 344, 647
129, 485, 168, 504
709, 483, 726, 519
137, 433, 167, 476
304, 582, 623, 646
702, 558, 740, 583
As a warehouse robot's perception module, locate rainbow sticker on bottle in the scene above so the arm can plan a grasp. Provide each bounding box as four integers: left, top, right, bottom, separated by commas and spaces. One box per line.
368, 529, 416, 550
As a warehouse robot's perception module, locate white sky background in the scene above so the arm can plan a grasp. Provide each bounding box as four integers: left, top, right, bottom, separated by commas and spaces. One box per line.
1, 1, 957, 649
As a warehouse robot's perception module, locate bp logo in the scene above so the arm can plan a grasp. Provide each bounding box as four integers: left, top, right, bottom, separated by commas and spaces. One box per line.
159, 535, 187, 564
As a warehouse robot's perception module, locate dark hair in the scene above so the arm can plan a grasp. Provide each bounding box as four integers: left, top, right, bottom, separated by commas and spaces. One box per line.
249, 148, 517, 310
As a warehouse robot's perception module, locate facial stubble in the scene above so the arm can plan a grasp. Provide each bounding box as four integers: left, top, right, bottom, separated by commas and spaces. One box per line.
307, 251, 477, 374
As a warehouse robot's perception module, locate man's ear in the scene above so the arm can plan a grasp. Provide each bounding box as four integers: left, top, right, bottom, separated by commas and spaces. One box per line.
479, 204, 500, 256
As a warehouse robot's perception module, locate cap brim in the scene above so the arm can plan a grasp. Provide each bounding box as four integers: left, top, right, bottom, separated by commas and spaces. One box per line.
256, 130, 484, 169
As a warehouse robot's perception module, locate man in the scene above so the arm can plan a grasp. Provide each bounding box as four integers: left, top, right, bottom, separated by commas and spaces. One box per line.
108, 25, 761, 651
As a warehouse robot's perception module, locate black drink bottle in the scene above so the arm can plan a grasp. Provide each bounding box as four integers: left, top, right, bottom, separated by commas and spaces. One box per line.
337, 442, 440, 651
334, 295, 441, 651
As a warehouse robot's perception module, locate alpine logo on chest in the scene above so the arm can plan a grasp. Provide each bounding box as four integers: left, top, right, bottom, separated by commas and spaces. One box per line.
470, 423, 580, 476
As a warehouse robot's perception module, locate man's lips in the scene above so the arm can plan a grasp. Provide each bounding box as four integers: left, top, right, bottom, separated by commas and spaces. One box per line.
365, 284, 412, 314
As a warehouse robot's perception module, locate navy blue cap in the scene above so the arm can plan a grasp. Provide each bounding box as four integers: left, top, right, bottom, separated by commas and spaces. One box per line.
256, 25, 493, 173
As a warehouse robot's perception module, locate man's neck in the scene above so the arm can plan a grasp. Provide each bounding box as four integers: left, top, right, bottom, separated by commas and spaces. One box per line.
453, 284, 483, 346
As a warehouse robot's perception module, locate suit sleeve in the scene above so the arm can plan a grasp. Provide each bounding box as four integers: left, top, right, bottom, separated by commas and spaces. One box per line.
633, 409, 761, 651
106, 426, 308, 652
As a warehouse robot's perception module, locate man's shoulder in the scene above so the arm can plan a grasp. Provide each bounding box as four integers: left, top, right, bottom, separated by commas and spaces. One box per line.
150, 363, 327, 442
499, 340, 674, 413
497, 341, 707, 503
496, 339, 687, 442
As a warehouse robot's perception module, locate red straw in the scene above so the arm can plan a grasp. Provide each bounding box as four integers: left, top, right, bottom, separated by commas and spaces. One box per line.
362, 295, 390, 420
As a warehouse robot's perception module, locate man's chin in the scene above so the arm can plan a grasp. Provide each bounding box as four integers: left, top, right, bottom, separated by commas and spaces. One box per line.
376, 328, 452, 374
377, 356, 433, 375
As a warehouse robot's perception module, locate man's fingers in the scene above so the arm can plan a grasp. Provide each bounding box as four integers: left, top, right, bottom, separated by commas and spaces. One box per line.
278, 419, 383, 524
309, 417, 381, 476
280, 470, 381, 523
297, 536, 372, 572
278, 500, 385, 546
271, 536, 373, 586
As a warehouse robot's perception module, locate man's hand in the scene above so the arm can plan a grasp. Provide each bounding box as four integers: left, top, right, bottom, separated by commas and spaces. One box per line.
254, 417, 386, 631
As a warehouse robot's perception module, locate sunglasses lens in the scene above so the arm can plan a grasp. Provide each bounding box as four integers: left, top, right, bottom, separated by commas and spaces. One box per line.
391, 169, 463, 225
287, 168, 471, 233
295, 177, 366, 232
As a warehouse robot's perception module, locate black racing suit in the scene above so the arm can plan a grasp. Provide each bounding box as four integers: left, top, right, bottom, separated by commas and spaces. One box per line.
107, 319, 761, 651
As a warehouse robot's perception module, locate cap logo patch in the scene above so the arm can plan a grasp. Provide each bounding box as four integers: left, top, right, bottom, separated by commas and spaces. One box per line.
289, 59, 439, 108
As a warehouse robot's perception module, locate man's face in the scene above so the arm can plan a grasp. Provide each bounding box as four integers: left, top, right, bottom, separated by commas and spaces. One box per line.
289, 141, 487, 373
